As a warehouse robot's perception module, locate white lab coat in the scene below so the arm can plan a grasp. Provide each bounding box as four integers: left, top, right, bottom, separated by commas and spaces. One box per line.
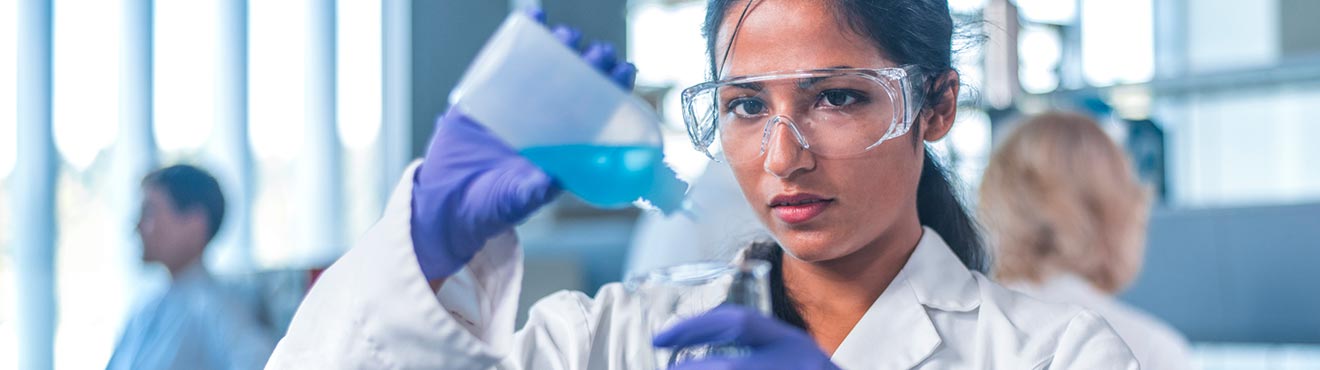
268, 164, 1140, 369
1008, 274, 1193, 370
109, 263, 275, 370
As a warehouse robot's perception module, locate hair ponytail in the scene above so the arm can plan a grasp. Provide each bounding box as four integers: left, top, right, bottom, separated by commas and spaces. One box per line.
743, 242, 809, 330
917, 149, 986, 272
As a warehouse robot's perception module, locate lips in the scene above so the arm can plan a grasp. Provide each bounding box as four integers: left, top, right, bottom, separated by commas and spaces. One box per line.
769, 193, 834, 224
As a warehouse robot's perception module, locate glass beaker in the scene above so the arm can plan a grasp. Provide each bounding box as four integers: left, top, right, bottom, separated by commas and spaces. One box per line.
624, 258, 772, 369
450, 12, 686, 213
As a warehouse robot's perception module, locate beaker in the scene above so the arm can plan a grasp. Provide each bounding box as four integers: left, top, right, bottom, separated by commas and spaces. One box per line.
624, 259, 772, 369
450, 12, 687, 213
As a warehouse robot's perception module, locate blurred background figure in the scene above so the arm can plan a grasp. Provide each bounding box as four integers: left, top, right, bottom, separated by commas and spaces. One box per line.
978, 112, 1191, 370
107, 165, 274, 370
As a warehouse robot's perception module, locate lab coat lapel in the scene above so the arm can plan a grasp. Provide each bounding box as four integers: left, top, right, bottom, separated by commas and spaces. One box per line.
829, 270, 941, 369
829, 228, 982, 369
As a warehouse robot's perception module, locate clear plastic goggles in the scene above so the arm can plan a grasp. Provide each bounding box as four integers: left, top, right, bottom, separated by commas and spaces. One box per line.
681, 66, 925, 163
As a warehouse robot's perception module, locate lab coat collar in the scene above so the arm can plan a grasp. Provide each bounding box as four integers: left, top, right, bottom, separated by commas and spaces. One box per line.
829, 227, 981, 369
904, 227, 982, 312
171, 260, 213, 292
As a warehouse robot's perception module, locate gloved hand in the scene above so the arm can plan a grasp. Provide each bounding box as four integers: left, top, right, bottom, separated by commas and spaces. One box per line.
410, 9, 638, 281
653, 305, 841, 370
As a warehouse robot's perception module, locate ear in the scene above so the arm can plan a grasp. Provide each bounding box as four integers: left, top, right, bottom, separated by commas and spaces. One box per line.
921, 70, 959, 142
178, 207, 211, 239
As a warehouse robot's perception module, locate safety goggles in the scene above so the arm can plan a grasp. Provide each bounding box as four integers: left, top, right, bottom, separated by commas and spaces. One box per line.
681, 66, 925, 163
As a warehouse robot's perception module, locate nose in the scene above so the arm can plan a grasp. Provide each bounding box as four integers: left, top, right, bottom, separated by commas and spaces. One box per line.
762, 115, 815, 179
137, 213, 150, 236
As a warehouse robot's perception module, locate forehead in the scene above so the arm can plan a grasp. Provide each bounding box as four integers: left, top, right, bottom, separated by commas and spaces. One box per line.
713, 0, 894, 78
143, 185, 172, 207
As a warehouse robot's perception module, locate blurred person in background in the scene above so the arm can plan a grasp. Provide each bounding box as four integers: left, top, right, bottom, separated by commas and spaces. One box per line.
107, 165, 275, 370
979, 111, 1193, 370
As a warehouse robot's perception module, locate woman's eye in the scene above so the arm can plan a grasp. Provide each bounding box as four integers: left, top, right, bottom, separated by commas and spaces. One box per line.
729, 99, 766, 116
819, 90, 862, 108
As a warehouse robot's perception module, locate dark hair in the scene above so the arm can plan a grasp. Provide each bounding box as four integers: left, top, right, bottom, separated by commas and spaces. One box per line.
143, 164, 227, 242
707, 0, 986, 330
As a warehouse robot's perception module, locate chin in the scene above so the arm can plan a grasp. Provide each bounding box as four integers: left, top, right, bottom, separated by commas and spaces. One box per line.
776, 230, 857, 263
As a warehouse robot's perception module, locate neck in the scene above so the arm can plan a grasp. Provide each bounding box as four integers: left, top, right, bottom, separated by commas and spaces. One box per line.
781, 218, 924, 354
167, 255, 204, 280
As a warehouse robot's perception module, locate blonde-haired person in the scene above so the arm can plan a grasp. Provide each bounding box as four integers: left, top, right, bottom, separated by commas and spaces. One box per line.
980, 111, 1193, 370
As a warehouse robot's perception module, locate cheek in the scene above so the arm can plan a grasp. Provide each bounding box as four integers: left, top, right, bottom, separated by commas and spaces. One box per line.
148, 217, 181, 244
831, 149, 925, 228
825, 157, 912, 227
729, 162, 768, 211
834, 141, 923, 200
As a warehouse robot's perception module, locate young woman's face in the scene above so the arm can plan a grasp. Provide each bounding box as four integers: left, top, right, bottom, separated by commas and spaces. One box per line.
714, 0, 942, 262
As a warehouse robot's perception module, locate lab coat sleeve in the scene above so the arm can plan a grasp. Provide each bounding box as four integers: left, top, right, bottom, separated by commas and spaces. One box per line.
267, 161, 517, 369
502, 283, 654, 369
268, 162, 649, 370
1044, 310, 1142, 370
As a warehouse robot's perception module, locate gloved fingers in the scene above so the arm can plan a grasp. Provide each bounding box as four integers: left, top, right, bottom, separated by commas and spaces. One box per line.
529, 7, 635, 90
653, 309, 743, 348
582, 41, 620, 76
508, 159, 562, 219
526, 7, 547, 24
610, 62, 638, 90
551, 25, 583, 51
488, 160, 562, 226
667, 357, 742, 370
674, 355, 834, 370
670, 355, 794, 370
654, 305, 790, 349
545, 21, 634, 90
583, 42, 636, 90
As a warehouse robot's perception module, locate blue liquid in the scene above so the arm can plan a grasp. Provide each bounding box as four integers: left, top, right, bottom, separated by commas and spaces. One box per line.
521, 144, 664, 209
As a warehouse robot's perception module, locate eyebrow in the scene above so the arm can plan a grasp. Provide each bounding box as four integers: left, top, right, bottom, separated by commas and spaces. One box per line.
799, 66, 859, 88
797, 77, 825, 89
729, 82, 763, 91
728, 66, 860, 91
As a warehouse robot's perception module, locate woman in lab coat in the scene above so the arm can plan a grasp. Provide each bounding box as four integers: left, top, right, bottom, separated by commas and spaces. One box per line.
268, 1, 1139, 369
980, 112, 1193, 370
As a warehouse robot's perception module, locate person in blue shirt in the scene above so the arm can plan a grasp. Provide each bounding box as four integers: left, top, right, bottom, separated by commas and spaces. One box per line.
107, 165, 274, 370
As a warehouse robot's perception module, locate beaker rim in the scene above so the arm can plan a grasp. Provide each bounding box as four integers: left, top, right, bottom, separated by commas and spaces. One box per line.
625, 260, 771, 289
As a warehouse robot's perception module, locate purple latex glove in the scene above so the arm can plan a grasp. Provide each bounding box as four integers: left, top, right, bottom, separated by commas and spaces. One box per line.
653, 305, 841, 370
410, 10, 638, 281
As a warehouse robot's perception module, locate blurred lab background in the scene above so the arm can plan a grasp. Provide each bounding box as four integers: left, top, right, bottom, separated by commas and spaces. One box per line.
2, 0, 1318, 369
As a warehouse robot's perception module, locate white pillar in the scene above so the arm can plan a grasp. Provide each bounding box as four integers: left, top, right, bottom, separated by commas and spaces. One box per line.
107, 0, 157, 319
381, 0, 412, 195
208, 0, 254, 273
15, 0, 56, 368
300, 0, 344, 263
983, 0, 1020, 110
